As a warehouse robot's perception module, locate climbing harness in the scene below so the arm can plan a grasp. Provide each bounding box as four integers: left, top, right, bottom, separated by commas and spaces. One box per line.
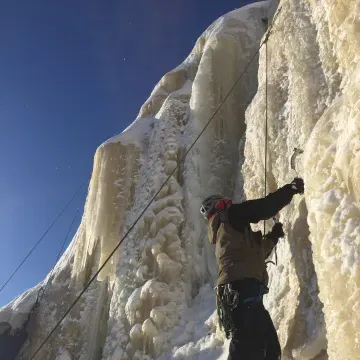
216, 281, 269, 338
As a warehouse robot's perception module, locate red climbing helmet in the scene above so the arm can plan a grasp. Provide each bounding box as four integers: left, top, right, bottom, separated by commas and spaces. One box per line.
200, 195, 232, 220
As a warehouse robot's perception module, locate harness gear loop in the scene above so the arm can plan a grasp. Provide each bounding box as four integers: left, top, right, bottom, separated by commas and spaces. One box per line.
216, 282, 269, 338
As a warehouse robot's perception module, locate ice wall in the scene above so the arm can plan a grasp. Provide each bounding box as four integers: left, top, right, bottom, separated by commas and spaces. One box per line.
1, 0, 359, 359
303, 0, 360, 356
102, 4, 267, 359
242, 0, 359, 359
56, 348, 72, 360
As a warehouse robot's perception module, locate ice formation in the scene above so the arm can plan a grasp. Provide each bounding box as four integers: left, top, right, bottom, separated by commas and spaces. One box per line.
55, 348, 72, 360
0, 0, 359, 359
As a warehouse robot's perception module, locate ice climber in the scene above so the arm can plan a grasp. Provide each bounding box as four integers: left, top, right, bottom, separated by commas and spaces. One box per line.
200, 177, 304, 360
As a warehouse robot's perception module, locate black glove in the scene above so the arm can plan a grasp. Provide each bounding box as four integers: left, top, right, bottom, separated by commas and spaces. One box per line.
290, 177, 304, 194
271, 222, 285, 239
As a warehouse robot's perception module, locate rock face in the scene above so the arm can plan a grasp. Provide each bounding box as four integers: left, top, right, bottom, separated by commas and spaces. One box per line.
1, 1, 359, 359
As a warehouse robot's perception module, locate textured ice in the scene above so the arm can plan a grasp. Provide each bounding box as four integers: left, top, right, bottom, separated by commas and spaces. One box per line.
0, 284, 41, 329
55, 348, 72, 360
104, 116, 154, 148
1, 0, 359, 359
242, 1, 360, 359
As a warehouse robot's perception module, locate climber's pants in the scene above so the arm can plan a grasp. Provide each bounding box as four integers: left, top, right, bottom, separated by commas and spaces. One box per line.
227, 301, 281, 360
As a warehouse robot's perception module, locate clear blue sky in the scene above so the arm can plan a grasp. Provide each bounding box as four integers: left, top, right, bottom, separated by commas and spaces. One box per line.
0, 0, 258, 306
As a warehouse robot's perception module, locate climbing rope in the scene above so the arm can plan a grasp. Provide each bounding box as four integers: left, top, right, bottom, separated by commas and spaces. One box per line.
263, 11, 279, 265
29, 8, 284, 359
0, 179, 89, 294
264, 40, 269, 228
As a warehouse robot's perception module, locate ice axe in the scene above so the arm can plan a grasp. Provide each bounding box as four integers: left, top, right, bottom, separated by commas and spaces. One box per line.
290, 148, 303, 174
272, 148, 303, 224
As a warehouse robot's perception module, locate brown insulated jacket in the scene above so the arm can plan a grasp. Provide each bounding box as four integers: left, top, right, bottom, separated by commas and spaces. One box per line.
208, 184, 296, 285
